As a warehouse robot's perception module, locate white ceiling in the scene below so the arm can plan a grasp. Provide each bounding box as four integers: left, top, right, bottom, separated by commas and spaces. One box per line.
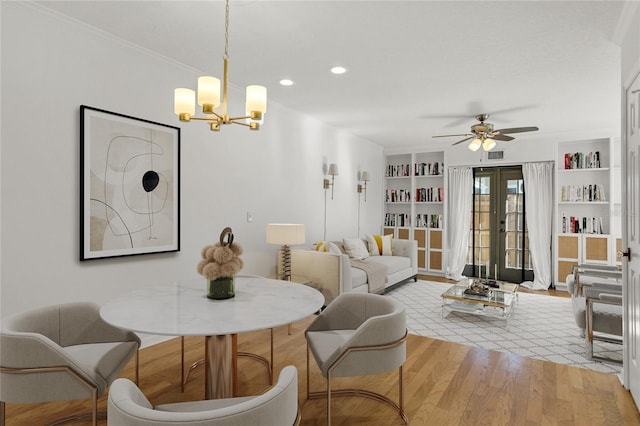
36, 1, 627, 151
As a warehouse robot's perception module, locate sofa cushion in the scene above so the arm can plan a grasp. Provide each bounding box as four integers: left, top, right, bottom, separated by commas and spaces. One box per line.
366, 234, 393, 256
343, 238, 369, 260
364, 256, 410, 275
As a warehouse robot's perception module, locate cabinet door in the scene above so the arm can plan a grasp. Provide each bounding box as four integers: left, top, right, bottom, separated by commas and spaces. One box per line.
556, 234, 580, 285
414, 229, 427, 270
398, 228, 410, 240
383, 227, 395, 237
583, 234, 610, 264
428, 229, 443, 272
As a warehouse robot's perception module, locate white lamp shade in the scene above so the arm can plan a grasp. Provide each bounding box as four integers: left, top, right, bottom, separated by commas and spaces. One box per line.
468, 138, 482, 152
174, 88, 195, 116
361, 171, 370, 181
266, 224, 306, 245
246, 85, 267, 114
328, 163, 339, 176
483, 138, 496, 151
197, 76, 221, 107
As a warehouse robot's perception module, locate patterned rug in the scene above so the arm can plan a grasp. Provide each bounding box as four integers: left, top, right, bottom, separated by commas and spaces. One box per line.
386, 280, 622, 374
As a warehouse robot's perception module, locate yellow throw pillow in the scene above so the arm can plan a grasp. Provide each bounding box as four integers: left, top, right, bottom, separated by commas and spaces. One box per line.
315, 241, 342, 254
366, 234, 393, 256
316, 241, 329, 252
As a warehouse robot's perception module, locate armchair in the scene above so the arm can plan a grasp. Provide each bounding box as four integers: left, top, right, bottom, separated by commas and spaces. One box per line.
0, 302, 140, 425
107, 365, 300, 425
567, 264, 622, 363
305, 292, 408, 425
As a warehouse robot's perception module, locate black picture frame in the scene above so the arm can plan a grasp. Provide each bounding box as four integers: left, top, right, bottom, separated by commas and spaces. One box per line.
80, 105, 180, 260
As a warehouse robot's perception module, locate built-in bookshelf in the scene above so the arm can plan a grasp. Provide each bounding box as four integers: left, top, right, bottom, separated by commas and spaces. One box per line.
384, 151, 445, 274
554, 137, 620, 287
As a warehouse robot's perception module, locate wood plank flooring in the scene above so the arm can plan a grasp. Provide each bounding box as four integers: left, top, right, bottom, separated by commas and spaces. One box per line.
4, 313, 639, 425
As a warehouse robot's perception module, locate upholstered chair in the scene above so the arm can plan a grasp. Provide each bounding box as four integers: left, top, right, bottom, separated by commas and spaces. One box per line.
107, 365, 300, 425
0, 302, 140, 425
566, 268, 623, 362
305, 292, 408, 425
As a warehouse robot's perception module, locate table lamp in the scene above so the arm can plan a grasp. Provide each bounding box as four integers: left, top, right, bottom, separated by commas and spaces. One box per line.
266, 223, 306, 281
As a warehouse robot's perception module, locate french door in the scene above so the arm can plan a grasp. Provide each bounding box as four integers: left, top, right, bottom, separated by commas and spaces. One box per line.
465, 166, 533, 283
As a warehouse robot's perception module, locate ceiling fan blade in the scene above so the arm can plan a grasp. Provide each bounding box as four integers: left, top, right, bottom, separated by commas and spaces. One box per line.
452, 136, 475, 146
495, 126, 539, 134
492, 134, 515, 141
432, 133, 472, 138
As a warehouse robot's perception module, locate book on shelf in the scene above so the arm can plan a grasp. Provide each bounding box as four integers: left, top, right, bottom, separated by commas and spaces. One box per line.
414, 162, 445, 176
560, 184, 605, 202
560, 213, 604, 234
385, 213, 411, 227
414, 214, 443, 228
563, 151, 601, 169
387, 163, 411, 177
415, 187, 444, 202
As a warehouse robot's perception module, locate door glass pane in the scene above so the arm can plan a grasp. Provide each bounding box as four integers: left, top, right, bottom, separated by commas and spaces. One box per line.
504, 178, 531, 271
468, 176, 491, 268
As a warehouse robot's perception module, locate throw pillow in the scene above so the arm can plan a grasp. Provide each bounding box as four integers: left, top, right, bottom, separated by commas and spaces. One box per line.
327, 242, 342, 254
342, 237, 369, 260
315, 241, 343, 255
366, 234, 393, 256
315, 241, 329, 252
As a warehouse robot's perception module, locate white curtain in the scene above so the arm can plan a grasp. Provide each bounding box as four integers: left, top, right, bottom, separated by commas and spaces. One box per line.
445, 167, 473, 280
521, 162, 554, 290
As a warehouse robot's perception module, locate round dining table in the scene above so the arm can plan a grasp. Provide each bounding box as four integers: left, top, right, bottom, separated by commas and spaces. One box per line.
100, 275, 324, 399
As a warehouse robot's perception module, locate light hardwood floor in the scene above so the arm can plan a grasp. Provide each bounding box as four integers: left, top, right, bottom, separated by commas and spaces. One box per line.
4, 282, 638, 425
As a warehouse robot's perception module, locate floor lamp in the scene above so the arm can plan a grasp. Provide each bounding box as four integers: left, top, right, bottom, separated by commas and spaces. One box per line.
266, 223, 306, 281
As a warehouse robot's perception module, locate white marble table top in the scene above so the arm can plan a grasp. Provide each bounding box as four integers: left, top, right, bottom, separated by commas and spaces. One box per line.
100, 275, 325, 336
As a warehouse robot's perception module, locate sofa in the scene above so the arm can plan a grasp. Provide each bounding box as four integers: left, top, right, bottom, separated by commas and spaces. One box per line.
285, 238, 417, 305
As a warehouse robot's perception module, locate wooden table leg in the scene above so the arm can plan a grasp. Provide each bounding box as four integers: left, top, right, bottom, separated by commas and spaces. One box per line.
204, 334, 238, 399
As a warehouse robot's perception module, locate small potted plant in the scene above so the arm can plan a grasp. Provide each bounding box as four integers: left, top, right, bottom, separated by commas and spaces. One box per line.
197, 227, 243, 299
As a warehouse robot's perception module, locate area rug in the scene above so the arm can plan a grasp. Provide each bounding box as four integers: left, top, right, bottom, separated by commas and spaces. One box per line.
386, 280, 622, 374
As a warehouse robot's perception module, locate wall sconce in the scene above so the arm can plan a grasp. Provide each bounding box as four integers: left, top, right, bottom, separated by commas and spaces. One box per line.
323, 163, 339, 200
357, 171, 370, 202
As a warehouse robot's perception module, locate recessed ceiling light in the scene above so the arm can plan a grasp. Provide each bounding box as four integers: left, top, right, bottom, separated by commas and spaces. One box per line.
279, 79, 294, 86
330, 66, 347, 75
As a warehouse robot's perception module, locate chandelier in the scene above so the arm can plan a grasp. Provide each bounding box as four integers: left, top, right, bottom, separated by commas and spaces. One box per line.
173, 0, 267, 131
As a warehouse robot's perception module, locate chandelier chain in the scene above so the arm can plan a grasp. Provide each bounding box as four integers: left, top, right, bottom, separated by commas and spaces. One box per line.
224, 0, 230, 60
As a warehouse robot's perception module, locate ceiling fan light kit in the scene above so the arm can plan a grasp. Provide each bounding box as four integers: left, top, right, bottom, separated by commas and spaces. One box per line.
433, 113, 538, 152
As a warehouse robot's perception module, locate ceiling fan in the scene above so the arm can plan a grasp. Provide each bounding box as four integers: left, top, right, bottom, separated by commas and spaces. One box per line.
433, 114, 539, 151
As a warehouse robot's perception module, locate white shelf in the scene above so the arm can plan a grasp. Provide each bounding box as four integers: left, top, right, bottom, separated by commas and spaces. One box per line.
384, 151, 445, 275
558, 201, 608, 205
557, 167, 609, 173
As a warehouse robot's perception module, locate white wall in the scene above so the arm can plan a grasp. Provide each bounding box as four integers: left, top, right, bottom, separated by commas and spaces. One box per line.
0, 3, 383, 317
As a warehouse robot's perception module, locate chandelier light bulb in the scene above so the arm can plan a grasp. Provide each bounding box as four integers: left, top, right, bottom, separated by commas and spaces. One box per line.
246, 85, 267, 119
174, 88, 195, 117
468, 138, 482, 152
483, 138, 496, 151
197, 76, 221, 109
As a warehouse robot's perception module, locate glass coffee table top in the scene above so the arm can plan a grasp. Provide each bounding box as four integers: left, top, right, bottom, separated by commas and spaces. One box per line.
441, 279, 519, 321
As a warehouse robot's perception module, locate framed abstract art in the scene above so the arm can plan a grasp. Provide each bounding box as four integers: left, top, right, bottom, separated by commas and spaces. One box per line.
80, 105, 180, 260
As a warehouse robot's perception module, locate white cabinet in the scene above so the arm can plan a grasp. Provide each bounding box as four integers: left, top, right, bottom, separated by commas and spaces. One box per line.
554, 233, 618, 285
384, 151, 445, 274
554, 138, 620, 287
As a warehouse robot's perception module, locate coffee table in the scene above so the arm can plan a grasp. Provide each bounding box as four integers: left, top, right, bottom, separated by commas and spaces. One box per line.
441, 278, 519, 322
